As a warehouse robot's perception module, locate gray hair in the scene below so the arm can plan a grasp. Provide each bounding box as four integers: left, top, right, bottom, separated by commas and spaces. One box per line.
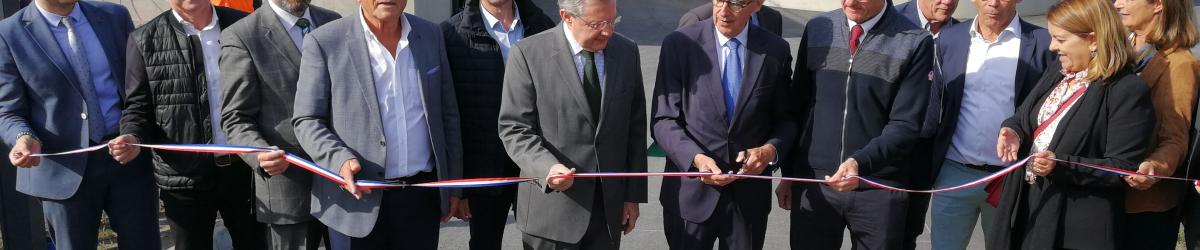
558, 0, 614, 17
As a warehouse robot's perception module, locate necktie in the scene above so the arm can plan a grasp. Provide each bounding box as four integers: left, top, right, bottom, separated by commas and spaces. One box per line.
296, 17, 311, 35
723, 38, 742, 122
64, 17, 105, 142
582, 51, 602, 122
849, 24, 864, 55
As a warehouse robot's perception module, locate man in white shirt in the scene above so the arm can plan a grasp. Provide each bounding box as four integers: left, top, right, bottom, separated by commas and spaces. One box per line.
114, 0, 261, 249
219, 0, 342, 249
922, 0, 1054, 249
292, 0, 465, 249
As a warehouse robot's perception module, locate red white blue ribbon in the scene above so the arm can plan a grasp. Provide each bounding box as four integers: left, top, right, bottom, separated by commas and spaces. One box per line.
25, 143, 1199, 192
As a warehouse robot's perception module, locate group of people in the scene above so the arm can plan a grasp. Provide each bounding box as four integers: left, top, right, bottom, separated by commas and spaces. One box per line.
0, 0, 1198, 249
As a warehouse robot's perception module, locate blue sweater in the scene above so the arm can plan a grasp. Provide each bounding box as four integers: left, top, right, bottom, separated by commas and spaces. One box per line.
789, 8, 934, 188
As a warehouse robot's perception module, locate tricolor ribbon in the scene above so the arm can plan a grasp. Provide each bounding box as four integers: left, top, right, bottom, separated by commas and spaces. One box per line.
23, 143, 1195, 193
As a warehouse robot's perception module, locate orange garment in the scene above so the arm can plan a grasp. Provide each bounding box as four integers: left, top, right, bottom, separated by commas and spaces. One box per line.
211, 0, 254, 13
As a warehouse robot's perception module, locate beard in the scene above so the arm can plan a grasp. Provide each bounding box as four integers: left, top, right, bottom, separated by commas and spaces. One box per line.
274, 0, 311, 16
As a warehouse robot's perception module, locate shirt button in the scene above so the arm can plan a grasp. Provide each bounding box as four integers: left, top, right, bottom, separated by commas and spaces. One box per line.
379, 140, 386, 147
80, 112, 87, 120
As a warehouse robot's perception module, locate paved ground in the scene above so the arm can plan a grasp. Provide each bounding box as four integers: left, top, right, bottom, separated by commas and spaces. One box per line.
94, 0, 1200, 249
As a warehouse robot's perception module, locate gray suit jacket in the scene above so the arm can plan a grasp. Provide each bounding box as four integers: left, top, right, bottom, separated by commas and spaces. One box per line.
498, 24, 648, 244
220, 5, 341, 225
292, 13, 463, 238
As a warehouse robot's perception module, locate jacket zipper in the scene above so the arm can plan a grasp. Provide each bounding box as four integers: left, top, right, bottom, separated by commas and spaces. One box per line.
840, 33, 873, 166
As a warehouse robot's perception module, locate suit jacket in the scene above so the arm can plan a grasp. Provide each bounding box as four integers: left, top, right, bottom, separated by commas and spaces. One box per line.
220, 5, 341, 225
0, 1, 144, 200
893, 1, 959, 32
920, 18, 1053, 189
292, 13, 463, 238
677, 3, 783, 37
652, 21, 795, 223
989, 63, 1154, 250
498, 24, 648, 244
439, 0, 554, 198
1127, 48, 1200, 213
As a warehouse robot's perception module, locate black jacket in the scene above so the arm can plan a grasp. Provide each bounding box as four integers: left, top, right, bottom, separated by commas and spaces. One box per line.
122, 7, 247, 190
988, 63, 1155, 250
440, 0, 554, 197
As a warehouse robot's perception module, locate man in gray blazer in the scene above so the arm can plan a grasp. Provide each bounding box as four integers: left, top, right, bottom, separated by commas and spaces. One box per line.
498, 0, 647, 249
220, 0, 340, 249
292, 0, 464, 248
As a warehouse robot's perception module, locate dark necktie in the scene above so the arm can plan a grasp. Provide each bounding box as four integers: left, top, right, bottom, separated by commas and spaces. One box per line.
581, 51, 602, 122
296, 18, 311, 35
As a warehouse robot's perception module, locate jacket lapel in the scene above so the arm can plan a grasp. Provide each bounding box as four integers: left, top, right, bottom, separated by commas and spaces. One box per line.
700, 24, 730, 128
551, 25, 596, 125
597, 35, 623, 135
347, 16, 385, 135
21, 7, 83, 95
408, 15, 437, 111
1015, 26, 1037, 104
261, 9, 302, 69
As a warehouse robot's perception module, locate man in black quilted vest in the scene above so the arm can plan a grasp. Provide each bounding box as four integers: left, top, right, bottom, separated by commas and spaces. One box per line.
440, 1, 554, 249
113, 0, 259, 249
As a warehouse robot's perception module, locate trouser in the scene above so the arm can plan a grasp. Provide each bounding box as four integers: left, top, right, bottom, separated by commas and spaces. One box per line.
161, 159, 262, 250
930, 160, 996, 250
41, 150, 160, 250
791, 183, 909, 250
328, 171, 442, 250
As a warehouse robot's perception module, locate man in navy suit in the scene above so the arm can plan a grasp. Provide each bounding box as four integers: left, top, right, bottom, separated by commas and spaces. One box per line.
0, 0, 158, 249
923, 0, 1052, 248
652, 0, 796, 249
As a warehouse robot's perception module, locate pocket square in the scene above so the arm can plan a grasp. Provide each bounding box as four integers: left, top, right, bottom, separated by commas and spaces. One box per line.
426, 66, 440, 75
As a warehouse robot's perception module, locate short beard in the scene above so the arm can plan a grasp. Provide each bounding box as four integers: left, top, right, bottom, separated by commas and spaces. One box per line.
273, 0, 311, 17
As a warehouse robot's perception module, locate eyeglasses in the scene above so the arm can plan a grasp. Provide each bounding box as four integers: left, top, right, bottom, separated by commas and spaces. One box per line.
714, 0, 754, 13
574, 15, 622, 31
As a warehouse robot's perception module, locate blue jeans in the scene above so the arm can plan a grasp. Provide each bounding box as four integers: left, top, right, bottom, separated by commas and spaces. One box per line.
930, 160, 995, 250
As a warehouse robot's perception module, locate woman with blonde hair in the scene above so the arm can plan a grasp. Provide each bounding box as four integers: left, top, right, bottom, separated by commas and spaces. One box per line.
988, 0, 1157, 248
1112, 0, 1200, 248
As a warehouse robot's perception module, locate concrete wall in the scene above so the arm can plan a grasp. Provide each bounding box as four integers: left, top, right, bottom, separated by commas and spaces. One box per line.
768, 0, 1056, 17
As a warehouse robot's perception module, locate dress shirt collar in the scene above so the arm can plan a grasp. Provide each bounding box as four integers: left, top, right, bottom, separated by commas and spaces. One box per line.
35, 1, 85, 27
969, 14, 1021, 44
172, 6, 220, 34
847, 6, 886, 33
564, 24, 591, 55
481, 1, 521, 32
268, 0, 312, 31
715, 22, 750, 48
359, 9, 412, 55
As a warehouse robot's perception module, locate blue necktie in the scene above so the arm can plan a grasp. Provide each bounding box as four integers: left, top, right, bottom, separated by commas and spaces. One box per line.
64, 17, 106, 142
723, 38, 742, 122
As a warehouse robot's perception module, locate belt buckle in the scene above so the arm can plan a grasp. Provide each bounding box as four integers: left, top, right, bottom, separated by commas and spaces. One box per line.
214, 154, 232, 167
384, 178, 410, 189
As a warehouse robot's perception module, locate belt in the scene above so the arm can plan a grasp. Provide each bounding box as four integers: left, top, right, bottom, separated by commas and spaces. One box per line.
383, 171, 437, 187
214, 154, 234, 167
959, 162, 1002, 173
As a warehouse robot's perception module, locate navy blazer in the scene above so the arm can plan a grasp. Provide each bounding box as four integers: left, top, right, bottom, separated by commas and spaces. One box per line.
0, 1, 141, 199
652, 21, 796, 223
894, 1, 960, 30
922, 18, 1054, 187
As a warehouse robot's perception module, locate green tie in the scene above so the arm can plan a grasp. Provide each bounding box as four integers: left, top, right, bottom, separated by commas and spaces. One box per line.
582, 51, 602, 122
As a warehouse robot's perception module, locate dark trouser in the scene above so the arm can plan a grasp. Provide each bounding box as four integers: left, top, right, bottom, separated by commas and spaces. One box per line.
468, 185, 516, 250
902, 193, 931, 250
161, 160, 262, 250
791, 183, 909, 250
523, 186, 615, 250
663, 189, 769, 250
265, 221, 327, 250
329, 172, 442, 250
1122, 208, 1179, 250
42, 150, 160, 250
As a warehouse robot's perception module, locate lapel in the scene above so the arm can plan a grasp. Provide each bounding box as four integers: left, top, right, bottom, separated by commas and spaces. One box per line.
261, 9, 302, 69
550, 25, 597, 126
730, 27, 766, 132
597, 34, 623, 135
21, 7, 83, 96
407, 14, 437, 113
1046, 79, 1103, 153
1015, 23, 1037, 104
347, 15, 385, 135
699, 24, 730, 128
